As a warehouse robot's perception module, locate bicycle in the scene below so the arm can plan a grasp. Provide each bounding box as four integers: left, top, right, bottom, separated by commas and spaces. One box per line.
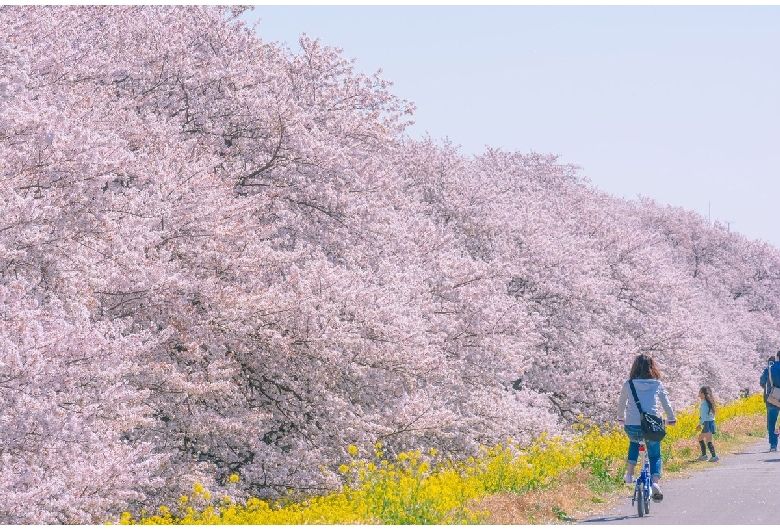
631, 441, 652, 517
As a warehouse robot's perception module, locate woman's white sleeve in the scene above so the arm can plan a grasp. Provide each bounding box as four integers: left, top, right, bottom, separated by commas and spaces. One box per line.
658, 382, 676, 421
617, 382, 628, 420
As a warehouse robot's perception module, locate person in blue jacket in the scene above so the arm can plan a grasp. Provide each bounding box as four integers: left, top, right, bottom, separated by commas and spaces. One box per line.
759, 351, 780, 451
617, 354, 677, 502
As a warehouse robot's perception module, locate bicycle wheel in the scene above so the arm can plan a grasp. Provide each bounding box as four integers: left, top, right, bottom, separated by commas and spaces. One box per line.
636, 483, 646, 517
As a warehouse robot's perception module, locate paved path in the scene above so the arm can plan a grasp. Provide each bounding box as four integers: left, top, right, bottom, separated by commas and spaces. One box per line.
580, 441, 780, 524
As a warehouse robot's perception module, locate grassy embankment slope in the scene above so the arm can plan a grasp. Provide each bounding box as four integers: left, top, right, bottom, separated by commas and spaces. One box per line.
119, 394, 767, 525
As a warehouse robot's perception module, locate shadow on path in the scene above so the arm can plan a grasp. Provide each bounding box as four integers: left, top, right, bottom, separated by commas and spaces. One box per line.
579, 441, 780, 525
583, 515, 635, 523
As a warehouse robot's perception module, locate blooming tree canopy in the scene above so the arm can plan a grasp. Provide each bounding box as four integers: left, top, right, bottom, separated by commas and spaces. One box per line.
1, 5, 779, 523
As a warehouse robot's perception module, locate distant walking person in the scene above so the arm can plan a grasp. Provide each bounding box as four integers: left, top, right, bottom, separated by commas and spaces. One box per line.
759, 351, 780, 451
617, 354, 677, 502
696, 386, 718, 462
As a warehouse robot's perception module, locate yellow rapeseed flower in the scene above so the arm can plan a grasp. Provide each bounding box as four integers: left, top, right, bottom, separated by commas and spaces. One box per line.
228, 473, 239, 483
348, 445, 358, 456
123, 394, 762, 526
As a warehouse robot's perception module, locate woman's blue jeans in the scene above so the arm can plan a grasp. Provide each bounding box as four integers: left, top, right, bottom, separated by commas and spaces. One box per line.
767, 404, 779, 449
624, 425, 662, 480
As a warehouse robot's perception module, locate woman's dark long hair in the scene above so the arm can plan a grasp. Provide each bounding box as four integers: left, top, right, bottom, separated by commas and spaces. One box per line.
629, 354, 661, 380
700, 386, 717, 415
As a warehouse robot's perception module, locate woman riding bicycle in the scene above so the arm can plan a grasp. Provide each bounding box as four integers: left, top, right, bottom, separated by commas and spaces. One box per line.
617, 354, 677, 502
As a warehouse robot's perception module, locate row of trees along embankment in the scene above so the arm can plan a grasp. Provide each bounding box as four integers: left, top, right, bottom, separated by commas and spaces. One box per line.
1, 6, 779, 524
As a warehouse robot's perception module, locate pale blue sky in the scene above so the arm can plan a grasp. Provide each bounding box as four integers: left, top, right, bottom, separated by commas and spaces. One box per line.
241, 6, 780, 248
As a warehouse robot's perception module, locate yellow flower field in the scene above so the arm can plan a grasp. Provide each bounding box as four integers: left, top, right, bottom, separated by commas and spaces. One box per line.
117, 393, 765, 525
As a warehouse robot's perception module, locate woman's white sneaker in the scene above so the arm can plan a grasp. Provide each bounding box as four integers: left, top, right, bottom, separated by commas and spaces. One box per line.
651, 483, 663, 502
